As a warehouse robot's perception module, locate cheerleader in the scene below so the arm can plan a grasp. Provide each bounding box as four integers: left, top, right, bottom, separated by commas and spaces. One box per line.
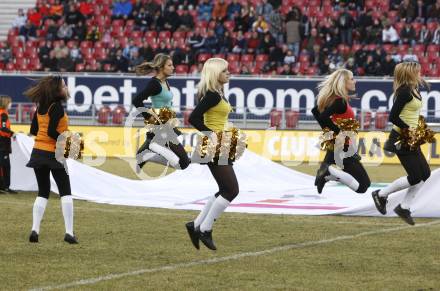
25, 75, 77, 244
185, 58, 238, 251
372, 62, 430, 225
132, 53, 190, 170
0, 95, 17, 194
312, 69, 371, 194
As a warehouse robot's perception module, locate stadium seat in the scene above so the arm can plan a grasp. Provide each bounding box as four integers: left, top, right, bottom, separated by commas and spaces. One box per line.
375, 112, 389, 129
285, 110, 299, 129
270, 109, 282, 129
357, 111, 372, 129
175, 64, 189, 74
197, 53, 211, 62
97, 106, 111, 124
112, 106, 126, 124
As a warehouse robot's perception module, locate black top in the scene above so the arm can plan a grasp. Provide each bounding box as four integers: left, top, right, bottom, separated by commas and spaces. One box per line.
312, 98, 347, 134
0, 113, 13, 153
389, 85, 418, 129
30, 102, 65, 140
132, 77, 168, 119
189, 91, 222, 133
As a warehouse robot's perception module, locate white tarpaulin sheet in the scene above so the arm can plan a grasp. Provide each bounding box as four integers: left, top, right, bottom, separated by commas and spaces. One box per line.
10, 133, 440, 217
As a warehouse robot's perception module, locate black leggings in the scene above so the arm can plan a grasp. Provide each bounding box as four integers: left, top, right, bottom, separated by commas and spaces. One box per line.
320, 151, 371, 193
137, 132, 190, 169
208, 164, 239, 202
397, 148, 431, 185
0, 153, 10, 189
34, 168, 71, 199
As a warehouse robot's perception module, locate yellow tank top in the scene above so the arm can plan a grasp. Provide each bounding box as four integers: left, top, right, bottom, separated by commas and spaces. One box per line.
392, 95, 421, 132
34, 104, 69, 152
204, 98, 232, 132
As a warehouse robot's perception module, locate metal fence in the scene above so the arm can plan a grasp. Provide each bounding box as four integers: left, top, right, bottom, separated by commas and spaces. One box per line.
10, 102, 440, 131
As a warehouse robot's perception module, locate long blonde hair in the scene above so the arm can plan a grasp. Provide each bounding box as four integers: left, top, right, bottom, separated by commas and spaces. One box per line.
0, 95, 11, 110
197, 58, 229, 99
317, 69, 353, 112
135, 53, 171, 75
393, 62, 428, 94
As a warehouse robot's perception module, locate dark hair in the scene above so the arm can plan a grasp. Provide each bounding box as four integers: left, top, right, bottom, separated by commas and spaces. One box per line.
23, 75, 67, 110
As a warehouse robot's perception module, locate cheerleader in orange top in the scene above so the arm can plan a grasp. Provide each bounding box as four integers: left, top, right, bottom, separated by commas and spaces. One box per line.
0, 95, 17, 194
25, 75, 77, 244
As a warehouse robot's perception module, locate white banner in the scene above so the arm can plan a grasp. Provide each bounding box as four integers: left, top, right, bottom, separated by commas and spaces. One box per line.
11, 134, 440, 217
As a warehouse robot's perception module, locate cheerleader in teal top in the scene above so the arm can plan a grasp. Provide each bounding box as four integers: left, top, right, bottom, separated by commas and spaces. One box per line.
132, 54, 190, 170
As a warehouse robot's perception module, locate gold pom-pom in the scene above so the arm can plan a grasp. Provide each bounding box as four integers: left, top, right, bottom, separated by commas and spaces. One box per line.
144, 108, 178, 126
196, 128, 247, 162
398, 116, 436, 150
319, 118, 360, 151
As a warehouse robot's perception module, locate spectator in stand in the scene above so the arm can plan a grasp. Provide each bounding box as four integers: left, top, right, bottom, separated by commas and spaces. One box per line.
150, 9, 165, 31
367, 18, 383, 44
42, 50, 58, 72
112, 0, 133, 20
269, 44, 286, 67
338, 7, 355, 45
235, 6, 253, 32
122, 40, 138, 60
138, 42, 154, 62
69, 45, 82, 64
28, 8, 43, 28
427, 0, 440, 22
179, 9, 195, 31
418, 25, 432, 44
19, 20, 37, 42
402, 47, 419, 62
252, 14, 269, 33
12, 8, 27, 29
156, 41, 170, 55
45, 19, 59, 41
328, 47, 344, 68
128, 50, 144, 72
218, 30, 234, 53
86, 27, 101, 42
399, 0, 416, 22
247, 31, 260, 54
198, 0, 213, 21
364, 55, 381, 75
381, 54, 396, 76
38, 40, 52, 64
391, 47, 402, 63
57, 50, 75, 72
382, 22, 400, 44
285, 9, 301, 56
415, 0, 428, 21
212, 0, 228, 21
187, 29, 206, 55
72, 20, 87, 41
256, 0, 273, 20
113, 49, 129, 72
145, 0, 161, 16
240, 64, 251, 75
319, 57, 331, 75
49, 0, 63, 21
400, 22, 417, 45
232, 30, 247, 54
57, 22, 73, 42
0, 46, 12, 64
226, 0, 241, 20
53, 41, 69, 60
163, 5, 180, 31
257, 32, 276, 54
372, 46, 386, 63
268, 7, 283, 43
432, 26, 440, 44
214, 21, 226, 38
203, 29, 219, 53
65, 4, 84, 26
279, 63, 294, 75
390, 0, 401, 11
344, 57, 357, 73
284, 49, 296, 64
79, 0, 94, 18
357, 9, 374, 44
305, 28, 321, 55
170, 47, 186, 65
133, 7, 150, 31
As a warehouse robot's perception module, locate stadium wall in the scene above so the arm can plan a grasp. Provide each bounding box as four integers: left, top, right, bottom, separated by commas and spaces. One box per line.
11, 125, 440, 165
1, 73, 440, 119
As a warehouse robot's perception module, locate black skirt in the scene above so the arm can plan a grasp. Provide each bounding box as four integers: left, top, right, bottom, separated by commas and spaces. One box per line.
26, 148, 65, 169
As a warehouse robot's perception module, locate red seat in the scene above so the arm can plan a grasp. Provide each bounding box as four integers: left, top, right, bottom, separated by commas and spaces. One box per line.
226, 54, 240, 62
183, 109, 193, 126
158, 31, 171, 41
75, 63, 85, 71
270, 110, 282, 128
197, 53, 211, 62
285, 110, 299, 128
172, 31, 186, 39
241, 54, 254, 62
255, 54, 269, 62
97, 106, 111, 124
375, 112, 389, 129
357, 111, 372, 129
175, 64, 188, 74
145, 31, 157, 38
112, 106, 126, 124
